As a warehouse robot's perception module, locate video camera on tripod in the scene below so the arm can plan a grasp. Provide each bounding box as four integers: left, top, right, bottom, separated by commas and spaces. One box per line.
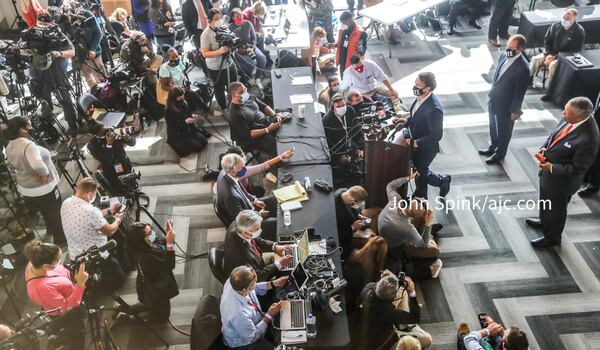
0, 308, 60, 350
19, 23, 69, 71
214, 26, 242, 53
0, 41, 30, 84
65, 240, 117, 285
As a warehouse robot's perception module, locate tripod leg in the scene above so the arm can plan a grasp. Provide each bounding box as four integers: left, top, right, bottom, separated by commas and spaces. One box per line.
110, 292, 169, 348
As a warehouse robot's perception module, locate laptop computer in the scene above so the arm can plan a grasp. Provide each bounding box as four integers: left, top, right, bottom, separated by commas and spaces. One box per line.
280, 299, 312, 330
280, 230, 310, 271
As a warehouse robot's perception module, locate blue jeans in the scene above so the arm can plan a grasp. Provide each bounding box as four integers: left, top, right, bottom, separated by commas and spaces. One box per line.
234, 48, 267, 80
487, 107, 515, 159
412, 148, 444, 199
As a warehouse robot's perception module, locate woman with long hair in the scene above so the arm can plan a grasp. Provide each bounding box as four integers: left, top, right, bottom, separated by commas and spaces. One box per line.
109, 7, 132, 37
343, 236, 388, 312
164, 86, 209, 157
124, 220, 178, 322
5, 117, 66, 245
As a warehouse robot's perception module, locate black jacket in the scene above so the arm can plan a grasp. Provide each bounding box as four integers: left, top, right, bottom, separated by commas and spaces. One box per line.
182, 0, 213, 37
355, 282, 421, 350
322, 108, 363, 163
334, 189, 359, 260
87, 137, 133, 195
136, 246, 177, 303
165, 102, 200, 145
544, 22, 585, 56
223, 221, 278, 281
216, 171, 256, 226
540, 117, 600, 196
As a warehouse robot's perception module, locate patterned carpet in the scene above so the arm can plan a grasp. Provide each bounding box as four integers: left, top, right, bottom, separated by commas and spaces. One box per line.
2, 1, 600, 349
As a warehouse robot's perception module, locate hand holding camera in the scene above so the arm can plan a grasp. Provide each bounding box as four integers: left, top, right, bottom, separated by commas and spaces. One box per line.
74, 263, 89, 288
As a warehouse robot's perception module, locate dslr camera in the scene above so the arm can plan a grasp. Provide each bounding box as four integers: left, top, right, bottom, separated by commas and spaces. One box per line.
66, 240, 117, 284
214, 26, 241, 52
107, 125, 136, 139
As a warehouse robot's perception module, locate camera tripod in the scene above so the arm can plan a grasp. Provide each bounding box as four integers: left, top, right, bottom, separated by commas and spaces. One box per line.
0, 159, 32, 242
8, 0, 28, 31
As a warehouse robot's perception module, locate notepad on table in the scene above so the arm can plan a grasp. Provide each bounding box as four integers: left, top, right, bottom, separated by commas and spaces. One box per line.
273, 181, 309, 203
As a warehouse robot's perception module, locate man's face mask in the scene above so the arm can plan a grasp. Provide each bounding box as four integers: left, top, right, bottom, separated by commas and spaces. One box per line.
334, 105, 347, 117
506, 48, 517, 58
240, 91, 250, 103
413, 86, 425, 96
250, 228, 262, 239
561, 18, 573, 28
236, 166, 248, 178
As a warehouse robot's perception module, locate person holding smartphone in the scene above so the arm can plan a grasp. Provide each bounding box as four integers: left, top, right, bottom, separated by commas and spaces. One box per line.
165, 87, 209, 157
457, 314, 529, 350
123, 219, 179, 322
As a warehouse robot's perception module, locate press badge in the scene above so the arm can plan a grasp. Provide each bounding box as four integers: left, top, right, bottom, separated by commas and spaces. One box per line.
54, 187, 60, 200
114, 163, 125, 174
343, 40, 349, 48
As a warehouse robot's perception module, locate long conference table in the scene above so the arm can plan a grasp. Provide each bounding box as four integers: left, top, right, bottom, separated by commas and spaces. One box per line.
271, 67, 351, 349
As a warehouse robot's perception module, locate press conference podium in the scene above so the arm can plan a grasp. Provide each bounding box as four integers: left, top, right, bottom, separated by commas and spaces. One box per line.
364, 140, 411, 208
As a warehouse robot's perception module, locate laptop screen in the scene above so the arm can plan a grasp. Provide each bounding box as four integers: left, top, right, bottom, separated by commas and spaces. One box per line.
291, 262, 308, 290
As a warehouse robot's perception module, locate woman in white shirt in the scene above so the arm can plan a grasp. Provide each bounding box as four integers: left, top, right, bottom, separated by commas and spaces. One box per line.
5, 117, 66, 245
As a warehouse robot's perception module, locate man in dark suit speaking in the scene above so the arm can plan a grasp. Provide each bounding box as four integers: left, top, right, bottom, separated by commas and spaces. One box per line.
479, 34, 530, 164
402, 72, 451, 199
526, 97, 600, 247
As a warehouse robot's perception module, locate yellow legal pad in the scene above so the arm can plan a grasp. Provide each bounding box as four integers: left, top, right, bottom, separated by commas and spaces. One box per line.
273, 181, 309, 203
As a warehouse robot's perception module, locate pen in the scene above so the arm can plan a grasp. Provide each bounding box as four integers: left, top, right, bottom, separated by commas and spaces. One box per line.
296, 121, 308, 128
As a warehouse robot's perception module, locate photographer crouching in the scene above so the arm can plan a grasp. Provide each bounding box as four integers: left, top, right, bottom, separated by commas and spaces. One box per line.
60, 177, 126, 292
23, 240, 88, 349
120, 219, 179, 322
86, 120, 134, 196
24, 12, 80, 133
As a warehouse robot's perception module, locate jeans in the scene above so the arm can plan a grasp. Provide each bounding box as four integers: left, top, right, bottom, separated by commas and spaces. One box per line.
234, 48, 267, 80
24, 187, 66, 245
207, 62, 239, 110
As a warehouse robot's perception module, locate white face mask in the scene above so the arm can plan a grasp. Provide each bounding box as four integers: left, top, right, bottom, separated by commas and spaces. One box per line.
561, 19, 572, 28
90, 194, 96, 203
335, 105, 347, 117
214, 19, 223, 27
250, 228, 262, 239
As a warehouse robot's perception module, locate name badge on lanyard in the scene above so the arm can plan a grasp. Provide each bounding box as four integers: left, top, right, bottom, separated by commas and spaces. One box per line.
343, 40, 349, 48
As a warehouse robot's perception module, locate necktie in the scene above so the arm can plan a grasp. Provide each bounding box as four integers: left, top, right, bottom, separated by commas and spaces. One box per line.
196, 0, 208, 29
250, 240, 261, 258
238, 181, 255, 208
549, 124, 573, 149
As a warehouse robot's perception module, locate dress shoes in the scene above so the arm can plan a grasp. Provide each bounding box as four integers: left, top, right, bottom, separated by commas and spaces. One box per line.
488, 38, 500, 47
525, 217, 543, 228
485, 155, 501, 164
531, 236, 561, 247
431, 223, 443, 236
447, 25, 456, 35
578, 186, 599, 197
498, 33, 510, 40
439, 175, 452, 197
478, 148, 494, 156
540, 94, 552, 102
469, 19, 482, 29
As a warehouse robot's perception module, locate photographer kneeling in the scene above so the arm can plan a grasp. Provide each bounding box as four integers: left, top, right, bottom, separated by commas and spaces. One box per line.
122, 220, 178, 322
356, 271, 431, 349
86, 120, 134, 196
60, 177, 125, 292
201, 9, 239, 111
23, 240, 88, 349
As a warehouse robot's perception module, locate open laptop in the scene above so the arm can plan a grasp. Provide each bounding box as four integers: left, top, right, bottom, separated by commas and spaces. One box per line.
280, 299, 312, 330
280, 230, 310, 271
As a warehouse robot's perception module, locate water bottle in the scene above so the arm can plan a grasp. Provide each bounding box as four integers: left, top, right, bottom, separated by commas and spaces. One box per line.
284, 210, 291, 226
306, 313, 317, 338
298, 104, 306, 119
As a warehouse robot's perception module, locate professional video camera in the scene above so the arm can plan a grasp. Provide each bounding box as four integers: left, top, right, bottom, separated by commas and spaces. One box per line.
358, 101, 394, 139
66, 240, 117, 285
119, 171, 141, 191
0, 309, 58, 350
19, 23, 69, 71
0, 42, 30, 84
214, 26, 242, 52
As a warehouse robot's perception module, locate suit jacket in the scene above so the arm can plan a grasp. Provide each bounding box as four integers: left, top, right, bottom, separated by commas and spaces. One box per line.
540, 117, 600, 196
334, 189, 359, 260
223, 221, 278, 281
216, 171, 256, 226
182, 0, 213, 37
488, 52, 530, 116
406, 93, 444, 153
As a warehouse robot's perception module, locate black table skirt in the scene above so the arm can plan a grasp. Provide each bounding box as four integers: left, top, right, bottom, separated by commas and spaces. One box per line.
549, 50, 600, 107
518, 5, 600, 48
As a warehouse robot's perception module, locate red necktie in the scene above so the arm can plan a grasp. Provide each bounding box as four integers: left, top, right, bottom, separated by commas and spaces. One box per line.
549, 124, 573, 149
250, 240, 261, 258
196, 0, 208, 29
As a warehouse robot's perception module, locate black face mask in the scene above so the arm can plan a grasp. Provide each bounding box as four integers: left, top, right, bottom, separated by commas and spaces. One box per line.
506, 49, 517, 58
169, 58, 180, 67
413, 86, 425, 96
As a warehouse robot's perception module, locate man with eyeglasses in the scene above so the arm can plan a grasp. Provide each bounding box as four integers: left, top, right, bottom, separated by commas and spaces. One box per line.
220, 265, 288, 349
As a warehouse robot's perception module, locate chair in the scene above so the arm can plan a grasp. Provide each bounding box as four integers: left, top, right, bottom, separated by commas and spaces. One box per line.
212, 194, 230, 227
77, 92, 126, 128
535, 62, 549, 89
208, 246, 227, 284
190, 294, 226, 350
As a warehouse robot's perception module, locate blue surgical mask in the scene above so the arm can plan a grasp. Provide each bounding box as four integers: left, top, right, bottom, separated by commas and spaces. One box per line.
334, 105, 347, 117
241, 91, 250, 103
561, 19, 572, 28
235, 166, 248, 178
148, 230, 157, 243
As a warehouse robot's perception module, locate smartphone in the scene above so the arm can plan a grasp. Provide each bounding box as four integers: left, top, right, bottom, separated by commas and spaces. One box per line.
478, 313, 489, 328
362, 218, 372, 225
280, 173, 293, 183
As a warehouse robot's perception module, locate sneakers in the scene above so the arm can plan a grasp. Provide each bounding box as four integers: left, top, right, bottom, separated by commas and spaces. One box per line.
430, 259, 443, 279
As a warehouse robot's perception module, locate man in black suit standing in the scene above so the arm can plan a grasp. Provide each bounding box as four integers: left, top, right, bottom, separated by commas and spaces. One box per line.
402, 72, 451, 199
479, 34, 530, 164
216, 153, 277, 238
224, 210, 293, 281
579, 93, 600, 196
526, 97, 600, 247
